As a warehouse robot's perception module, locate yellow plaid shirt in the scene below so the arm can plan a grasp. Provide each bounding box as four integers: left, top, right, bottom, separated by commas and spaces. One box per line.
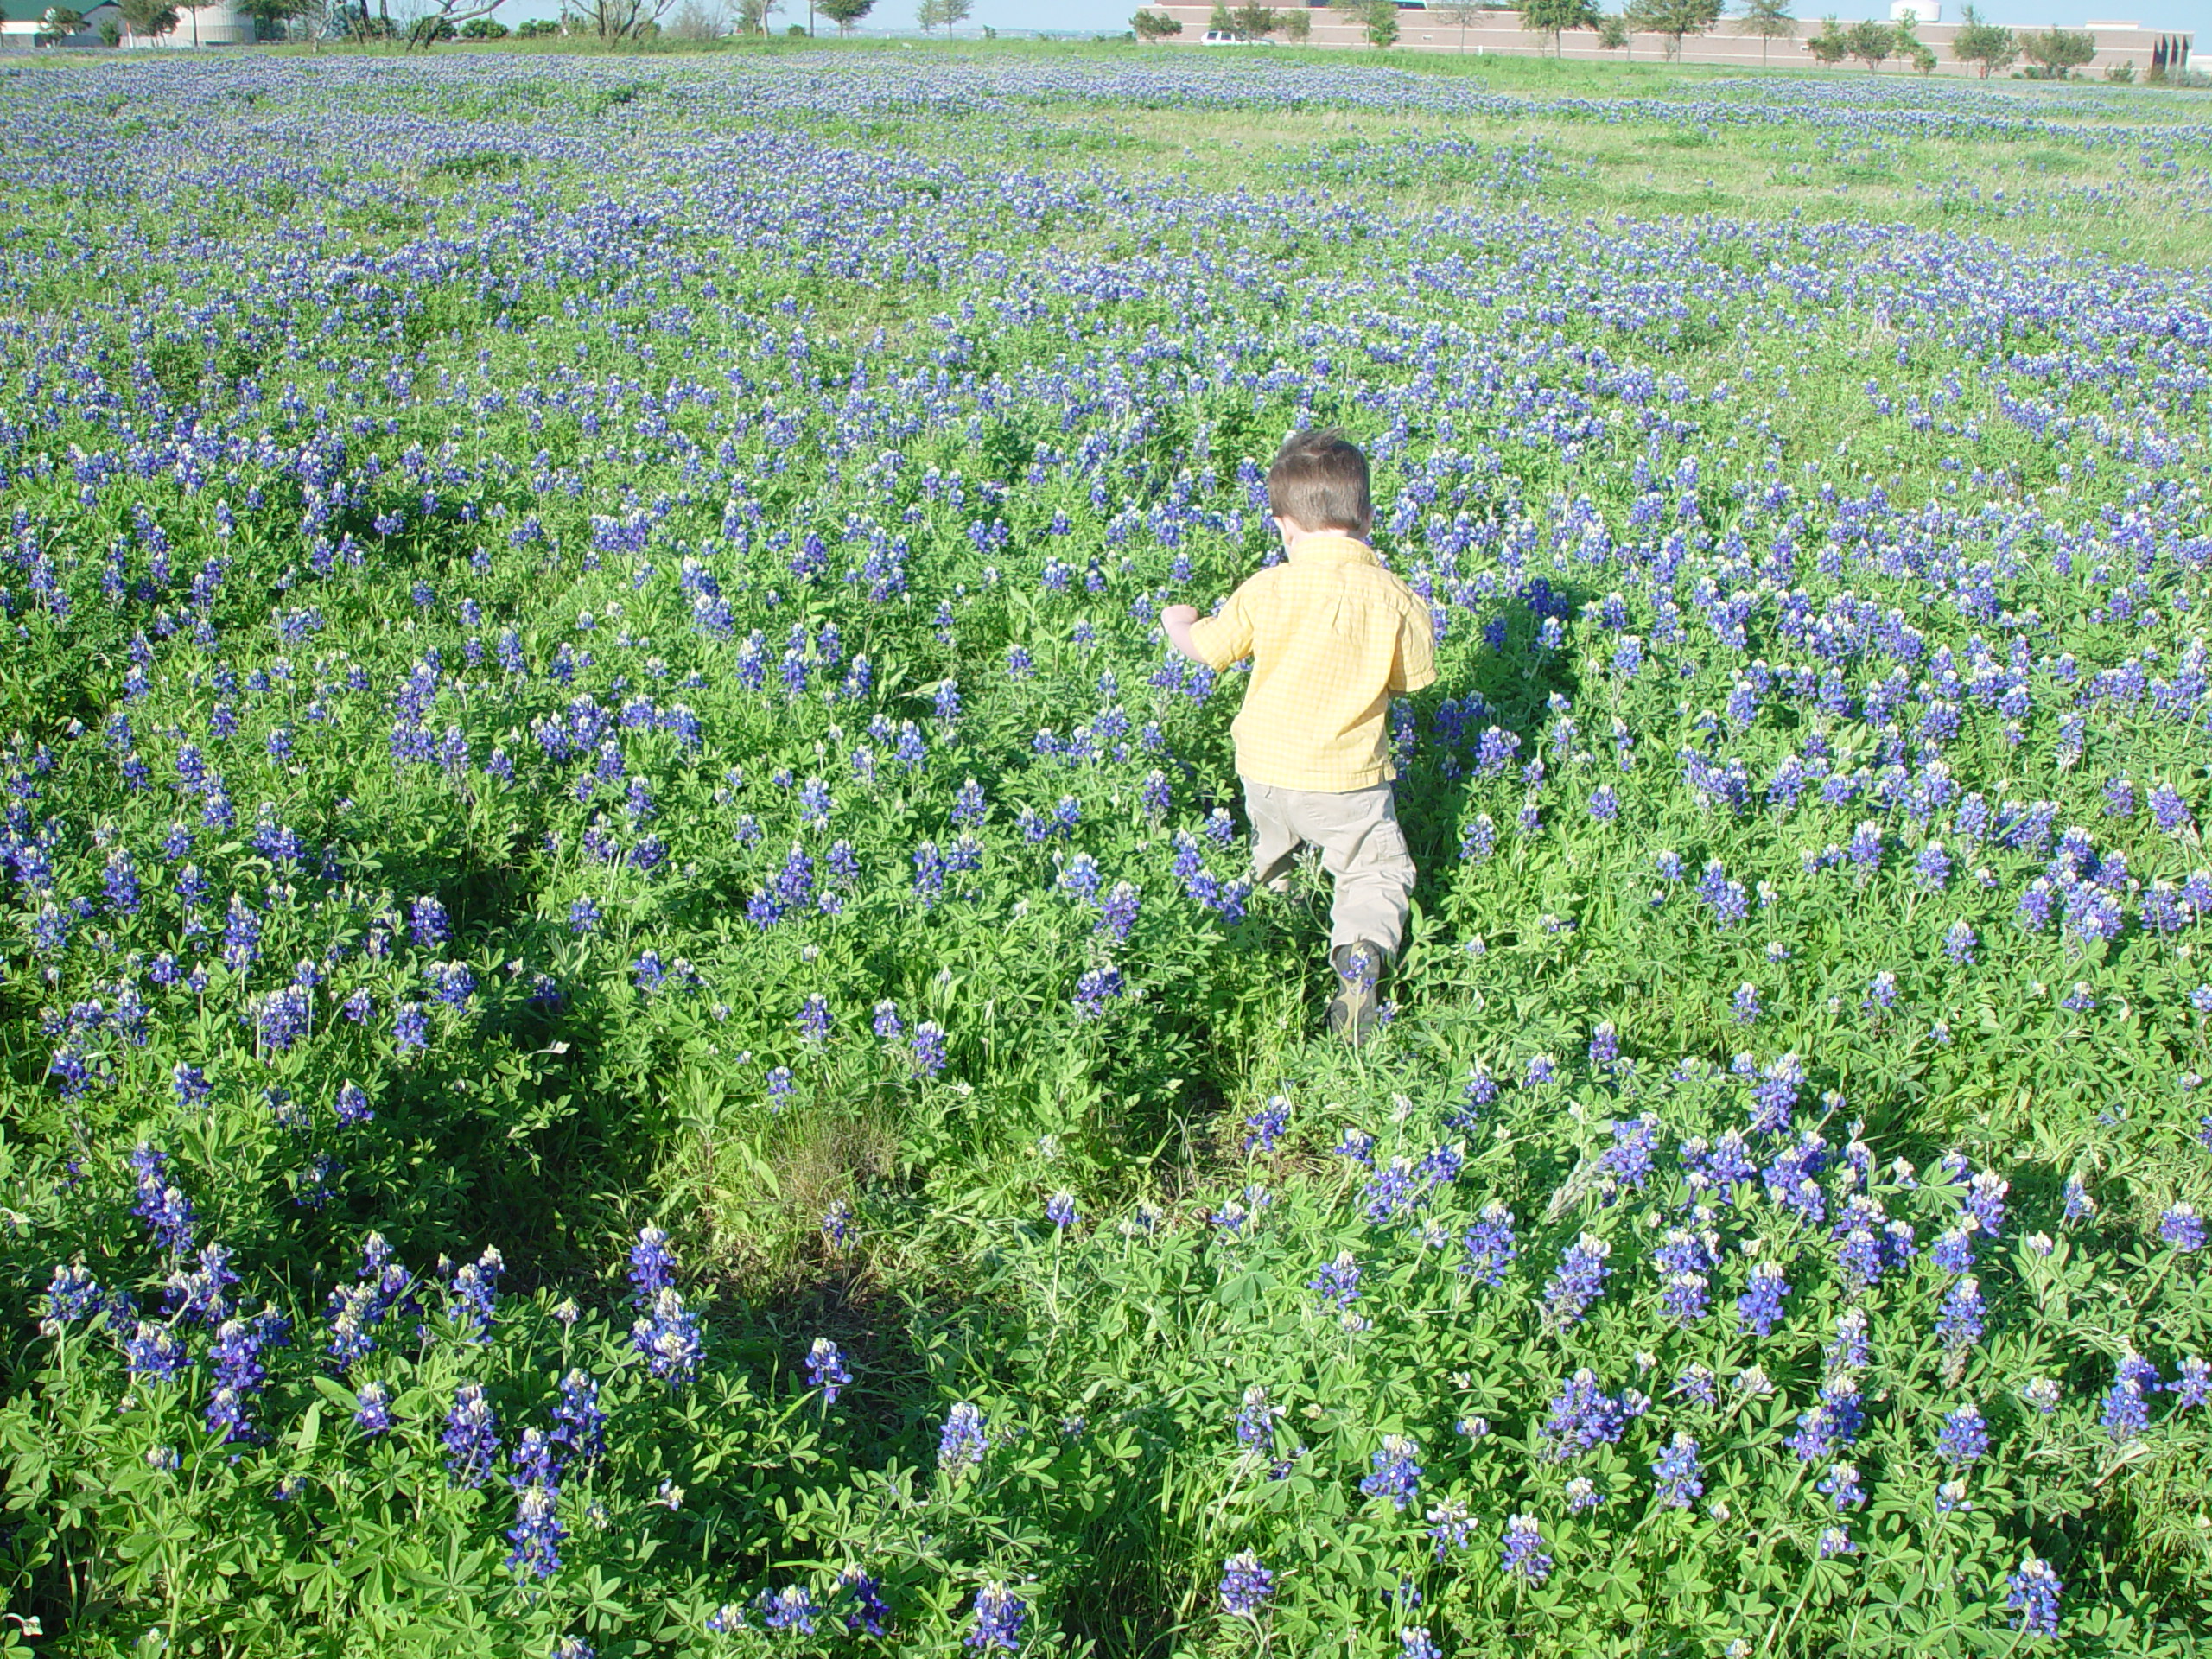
1186, 532, 1437, 792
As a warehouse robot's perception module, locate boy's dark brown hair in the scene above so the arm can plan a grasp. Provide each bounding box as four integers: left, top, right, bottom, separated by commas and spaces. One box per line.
1266, 429, 1372, 534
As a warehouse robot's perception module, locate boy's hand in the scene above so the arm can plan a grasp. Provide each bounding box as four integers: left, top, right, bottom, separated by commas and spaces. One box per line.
1161, 604, 1205, 664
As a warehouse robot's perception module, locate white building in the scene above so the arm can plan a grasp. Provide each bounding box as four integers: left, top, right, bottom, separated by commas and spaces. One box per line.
0, 0, 121, 46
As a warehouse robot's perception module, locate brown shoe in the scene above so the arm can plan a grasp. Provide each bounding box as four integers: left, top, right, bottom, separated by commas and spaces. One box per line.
1327, 940, 1388, 1046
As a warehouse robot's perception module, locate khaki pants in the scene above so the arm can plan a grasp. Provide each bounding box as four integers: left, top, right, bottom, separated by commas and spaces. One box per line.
1243, 778, 1416, 956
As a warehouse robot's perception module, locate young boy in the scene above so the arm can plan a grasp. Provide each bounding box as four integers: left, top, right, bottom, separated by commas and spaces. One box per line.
1162, 429, 1434, 1044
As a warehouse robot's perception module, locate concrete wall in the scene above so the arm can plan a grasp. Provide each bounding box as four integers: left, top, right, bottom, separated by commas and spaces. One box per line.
1141, 5, 2191, 79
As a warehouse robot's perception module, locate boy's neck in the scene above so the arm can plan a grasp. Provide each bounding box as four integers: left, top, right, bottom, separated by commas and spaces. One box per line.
1281, 525, 1370, 556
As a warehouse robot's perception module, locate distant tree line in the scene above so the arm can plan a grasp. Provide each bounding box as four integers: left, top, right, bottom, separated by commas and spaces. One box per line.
1129, 0, 2129, 80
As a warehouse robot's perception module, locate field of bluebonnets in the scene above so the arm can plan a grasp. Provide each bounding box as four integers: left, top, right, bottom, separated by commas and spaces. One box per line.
3, 35, 2212, 1657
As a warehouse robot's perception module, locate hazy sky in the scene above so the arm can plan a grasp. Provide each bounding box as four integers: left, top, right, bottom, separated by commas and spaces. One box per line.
503, 0, 2202, 44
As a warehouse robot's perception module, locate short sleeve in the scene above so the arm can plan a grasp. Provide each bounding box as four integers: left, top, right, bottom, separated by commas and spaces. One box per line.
1186, 583, 1256, 672
1392, 601, 1437, 694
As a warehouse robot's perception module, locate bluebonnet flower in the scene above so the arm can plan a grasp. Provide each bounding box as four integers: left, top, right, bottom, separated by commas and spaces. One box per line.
632, 1287, 702, 1385
334, 1080, 373, 1126
1541, 1369, 1642, 1461
2006, 1556, 2062, 1637
409, 894, 451, 949
125, 1322, 188, 1383
2021, 1377, 2063, 1415
393, 1002, 430, 1054
2173, 1357, 2211, 1409
1937, 1403, 1989, 1465
1818, 1462, 1865, 1511
41, 1260, 101, 1326
1936, 1276, 1986, 1351
354, 1381, 393, 1435
1097, 881, 1141, 942
1825, 1309, 1872, 1374
965, 1583, 1025, 1653
1499, 1514, 1551, 1586
1045, 1192, 1078, 1230
1817, 1527, 1857, 1559
1363, 1160, 1421, 1225
1544, 1233, 1611, 1326
552, 1370, 605, 1468
507, 1484, 564, 1580
1235, 1385, 1282, 1452
1588, 1021, 1620, 1071
130, 1144, 195, 1255
2161, 1205, 2204, 1252
1787, 1379, 1866, 1463
1966, 1170, 2008, 1237
2063, 1175, 2096, 1224
1943, 920, 1977, 964
1400, 1630, 1440, 1659
1244, 1096, 1290, 1153
1737, 1262, 1789, 1337
1220, 1551, 1274, 1618
1310, 1252, 1362, 1313
759, 1586, 818, 1634
450, 1247, 502, 1341
837, 1568, 890, 1637
624, 1227, 677, 1306
1931, 1228, 1974, 1274
569, 898, 600, 935
913, 1022, 949, 1076
444, 1382, 499, 1487
1360, 1434, 1421, 1510
1652, 1433, 1700, 1508
2103, 1351, 2158, 1443
1425, 1498, 1474, 1559
798, 995, 832, 1044
938, 1402, 988, 1474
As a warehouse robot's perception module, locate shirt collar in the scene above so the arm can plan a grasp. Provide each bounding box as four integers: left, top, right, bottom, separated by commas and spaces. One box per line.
1283, 531, 1377, 566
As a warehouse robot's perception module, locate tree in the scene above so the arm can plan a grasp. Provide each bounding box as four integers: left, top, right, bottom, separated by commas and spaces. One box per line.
1730, 0, 1791, 66
819, 0, 869, 27
1207, 2, 1234, 32
1843, 16, 1892, 68
98, 11, 121, 39
1131, 6, 1181, 37
2018, 25, 2094, 78
1595, 9, 1628, 50
460, 14, 506, 30
238, 0, 306, 39
1435, 1, 1484, 51
1889, 15, 1934, 71
733, 0, 779, 29
1280, 6, 1307, 40
1360, 0, 1397, 47
1948, 3, 2014, 76
575, 0, 682, 41
917, 0, 971, 32
1624, 0, 1717, 60
1230, 1, 1278, 36
396, 0, 504, 49
669, 0, 725, 35
35, 4, 83, 41
1521, 0, 1598, 56
1804, 10, 1846, 61
514, 15, 559, 30
118, 0, 180, 41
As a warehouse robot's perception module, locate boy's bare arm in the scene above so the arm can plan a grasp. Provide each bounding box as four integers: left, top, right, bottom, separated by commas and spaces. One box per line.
1161, 604, 1207, 664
